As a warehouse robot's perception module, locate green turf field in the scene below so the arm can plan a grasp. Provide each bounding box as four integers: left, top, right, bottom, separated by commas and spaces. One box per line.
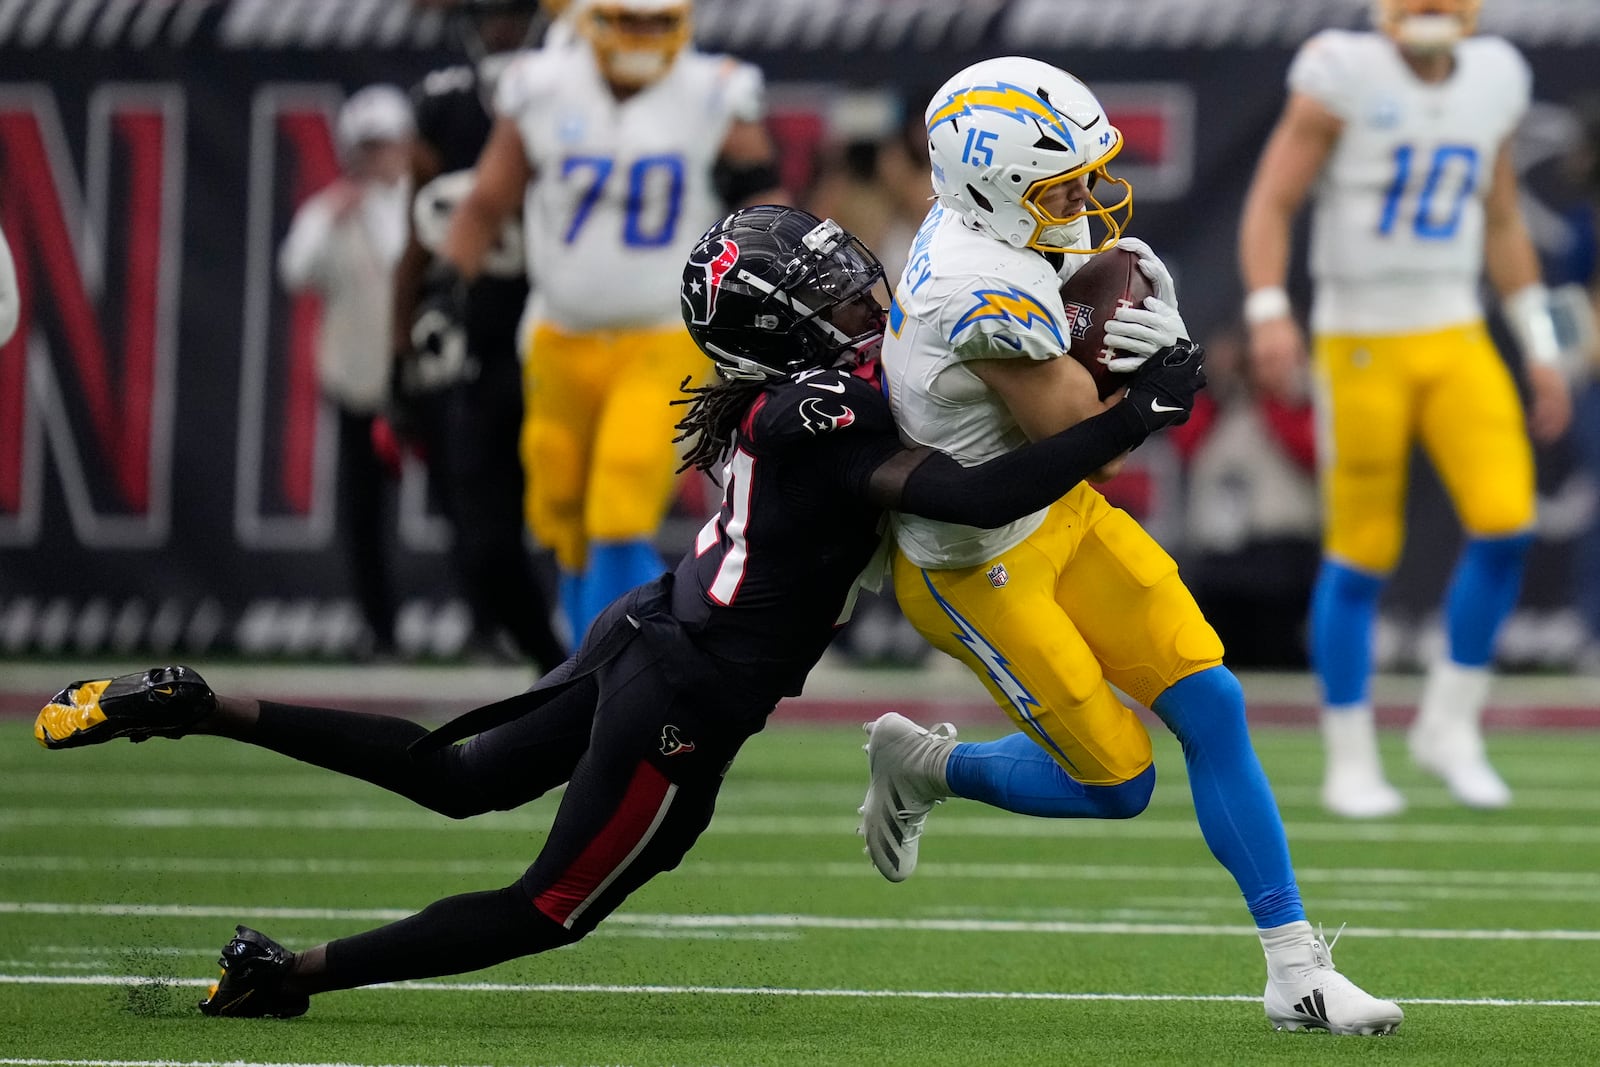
2, 718, 1598, 1066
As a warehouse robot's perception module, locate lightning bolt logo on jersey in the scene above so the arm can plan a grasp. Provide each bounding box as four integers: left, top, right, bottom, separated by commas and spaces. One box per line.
953, 287, 1065, 350
927, 82, 1078, 153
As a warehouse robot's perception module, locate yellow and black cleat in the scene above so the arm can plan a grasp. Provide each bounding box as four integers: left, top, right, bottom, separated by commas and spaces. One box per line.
197, 926, 309, 1019
35, 666, 216, 750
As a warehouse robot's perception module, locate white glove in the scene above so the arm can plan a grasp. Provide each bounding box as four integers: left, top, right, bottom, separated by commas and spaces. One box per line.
1115, 236, 1178, 304
1104, 297, 1187, 370
1104, 236, 1188, 371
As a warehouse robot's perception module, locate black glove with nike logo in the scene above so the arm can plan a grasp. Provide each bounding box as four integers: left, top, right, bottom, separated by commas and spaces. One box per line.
1121, 338, 1206, 432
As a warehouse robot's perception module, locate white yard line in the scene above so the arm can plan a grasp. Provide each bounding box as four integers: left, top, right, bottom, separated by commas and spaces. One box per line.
0, 975, 1594, 1009
6, 808, 1600, 844
5, 856, 1598, 906
0, 902, 1596, 941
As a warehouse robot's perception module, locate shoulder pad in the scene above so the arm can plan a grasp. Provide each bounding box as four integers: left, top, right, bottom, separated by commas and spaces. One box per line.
746, 369, 892, 450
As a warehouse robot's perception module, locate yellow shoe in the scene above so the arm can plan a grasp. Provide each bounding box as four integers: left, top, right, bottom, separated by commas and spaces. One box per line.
35, 666, 215, 749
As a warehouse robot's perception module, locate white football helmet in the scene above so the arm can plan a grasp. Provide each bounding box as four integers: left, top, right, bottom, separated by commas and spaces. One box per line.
1372, 0, 1482, 52
579, 0, 691, 90
925, 56, 1131, 255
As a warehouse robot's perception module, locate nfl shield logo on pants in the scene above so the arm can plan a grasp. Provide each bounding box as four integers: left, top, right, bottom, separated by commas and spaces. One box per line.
987, 563, 1009, 588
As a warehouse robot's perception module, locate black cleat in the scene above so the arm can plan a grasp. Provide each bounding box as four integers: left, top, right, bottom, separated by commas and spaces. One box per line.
197, 926, 310, 1019
35, 666, 216, 750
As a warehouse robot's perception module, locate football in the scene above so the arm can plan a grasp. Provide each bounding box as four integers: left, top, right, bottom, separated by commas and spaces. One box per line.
1058, 247, 1157, 398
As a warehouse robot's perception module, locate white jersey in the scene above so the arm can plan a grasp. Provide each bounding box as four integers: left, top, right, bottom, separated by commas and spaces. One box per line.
884, 204, 1083, 568
496, 46, 763, 333
1290, 30, 1531, 335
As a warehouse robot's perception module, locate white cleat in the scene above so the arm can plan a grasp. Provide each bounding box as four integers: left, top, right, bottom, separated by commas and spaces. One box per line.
857, 712, 956, 883
1409, 728, 1512, 810
1263, 928, 1404, 1036
1320, 764, 1406, 819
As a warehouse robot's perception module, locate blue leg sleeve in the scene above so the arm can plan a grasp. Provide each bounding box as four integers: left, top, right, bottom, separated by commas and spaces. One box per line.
946, 731, 1154, 819
577, 540, 665, 640
558, 570, 587, 645
1152, 667, 1306, 928
1309, 560, 1385, 707
1445, 534, 1532, 667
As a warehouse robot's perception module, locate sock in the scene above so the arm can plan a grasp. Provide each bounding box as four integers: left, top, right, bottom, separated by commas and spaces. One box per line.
946, 731, 1153, 818
581, 540, 664, 631
1258, 918, 1318, 972
1151, 667, 1305, 928
1444, 534, 1532, 667
1319, 703, 1386, 775
252, 701, 491, 818
1413, 658, 1492, 747
1309, 560, 1386, 707
310, 885, 576, 993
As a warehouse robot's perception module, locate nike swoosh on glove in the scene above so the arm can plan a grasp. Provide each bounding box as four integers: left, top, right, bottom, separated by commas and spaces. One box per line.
1121, 338, 1207, 432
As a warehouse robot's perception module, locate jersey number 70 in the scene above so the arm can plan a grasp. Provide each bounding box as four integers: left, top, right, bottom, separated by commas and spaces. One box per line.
561, 153, 686, 247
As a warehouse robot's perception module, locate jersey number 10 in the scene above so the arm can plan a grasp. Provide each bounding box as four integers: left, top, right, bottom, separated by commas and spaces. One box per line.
1378, 142, 1479, 240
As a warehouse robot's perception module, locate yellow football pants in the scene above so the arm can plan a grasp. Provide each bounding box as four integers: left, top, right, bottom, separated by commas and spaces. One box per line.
1313, 321, 1535, 573
893, 484, 1224, 785
521, 322, 710, 572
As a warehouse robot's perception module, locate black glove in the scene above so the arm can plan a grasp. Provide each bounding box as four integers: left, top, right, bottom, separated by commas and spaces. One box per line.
1121, 338, 1206, 432
400, 264, 476, 396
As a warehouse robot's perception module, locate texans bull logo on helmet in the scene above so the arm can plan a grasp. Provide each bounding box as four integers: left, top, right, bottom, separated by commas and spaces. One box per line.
683, 237, 740, 326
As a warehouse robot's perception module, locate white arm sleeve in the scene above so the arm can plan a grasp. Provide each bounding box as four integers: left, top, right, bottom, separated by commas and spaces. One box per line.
277, 196, 335, 292
0, 223, 17, 346
1287, 30, 1362, 121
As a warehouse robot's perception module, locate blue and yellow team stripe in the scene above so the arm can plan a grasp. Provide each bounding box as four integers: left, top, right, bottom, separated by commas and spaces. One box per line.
951, 287, 1064, 349
927, 81, 1076, 152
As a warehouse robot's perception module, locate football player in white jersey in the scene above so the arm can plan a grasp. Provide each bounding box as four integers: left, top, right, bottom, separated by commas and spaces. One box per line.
861, 56, 1403, 1036
1238, 0, 1571, 817
441, 0, 784, 642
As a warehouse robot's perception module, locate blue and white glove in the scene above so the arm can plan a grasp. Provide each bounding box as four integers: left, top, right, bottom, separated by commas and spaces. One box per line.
1103, 236, 1190, 372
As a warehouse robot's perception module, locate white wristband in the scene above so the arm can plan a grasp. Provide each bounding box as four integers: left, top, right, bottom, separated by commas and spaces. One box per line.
1503, 283, 1562, 367
1243, 286, 1292, 326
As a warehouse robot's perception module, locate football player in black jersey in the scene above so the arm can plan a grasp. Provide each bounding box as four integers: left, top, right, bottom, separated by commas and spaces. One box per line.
390, 0, 568, 670
34, 207, 1204, 1017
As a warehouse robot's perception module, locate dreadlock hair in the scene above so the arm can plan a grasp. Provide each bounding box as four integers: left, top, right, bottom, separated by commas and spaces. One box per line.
671, 373, 768, 478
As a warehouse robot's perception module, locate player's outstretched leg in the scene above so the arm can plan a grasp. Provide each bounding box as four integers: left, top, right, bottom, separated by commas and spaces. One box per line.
1260, 922, 1404, 1036
857, 712, 957, 882
34, 666, 216, 749
197, 926, 310, 1019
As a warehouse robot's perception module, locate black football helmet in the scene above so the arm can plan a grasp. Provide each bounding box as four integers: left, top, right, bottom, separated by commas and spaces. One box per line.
681, 205, 886, 382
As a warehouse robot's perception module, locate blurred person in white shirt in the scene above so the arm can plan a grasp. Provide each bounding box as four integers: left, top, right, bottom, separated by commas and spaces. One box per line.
278, 85, 415, 658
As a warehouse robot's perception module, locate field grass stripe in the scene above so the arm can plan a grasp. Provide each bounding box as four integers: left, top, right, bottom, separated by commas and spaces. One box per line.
7, 808, 1600, 845
6, 855, 1600, 893
2, 901, 1596, 941
0, 975, 1596, 1010
0, 1062, 499, 1067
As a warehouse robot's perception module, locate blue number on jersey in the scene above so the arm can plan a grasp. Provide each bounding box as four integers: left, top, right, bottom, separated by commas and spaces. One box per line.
561, 153, 686, 247
1378, 143, 1480, 240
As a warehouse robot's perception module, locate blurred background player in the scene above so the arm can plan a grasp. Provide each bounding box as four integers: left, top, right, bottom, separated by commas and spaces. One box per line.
441, 0, 785, 642
392, 0, 568, 671
278, 85, 416, 660
864, 56, 1403, 1036
1238, 0, 1573, 816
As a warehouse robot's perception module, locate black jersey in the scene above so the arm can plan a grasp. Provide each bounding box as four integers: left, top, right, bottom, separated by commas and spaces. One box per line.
410, 62, 528, 360
671, 365, 905, 696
